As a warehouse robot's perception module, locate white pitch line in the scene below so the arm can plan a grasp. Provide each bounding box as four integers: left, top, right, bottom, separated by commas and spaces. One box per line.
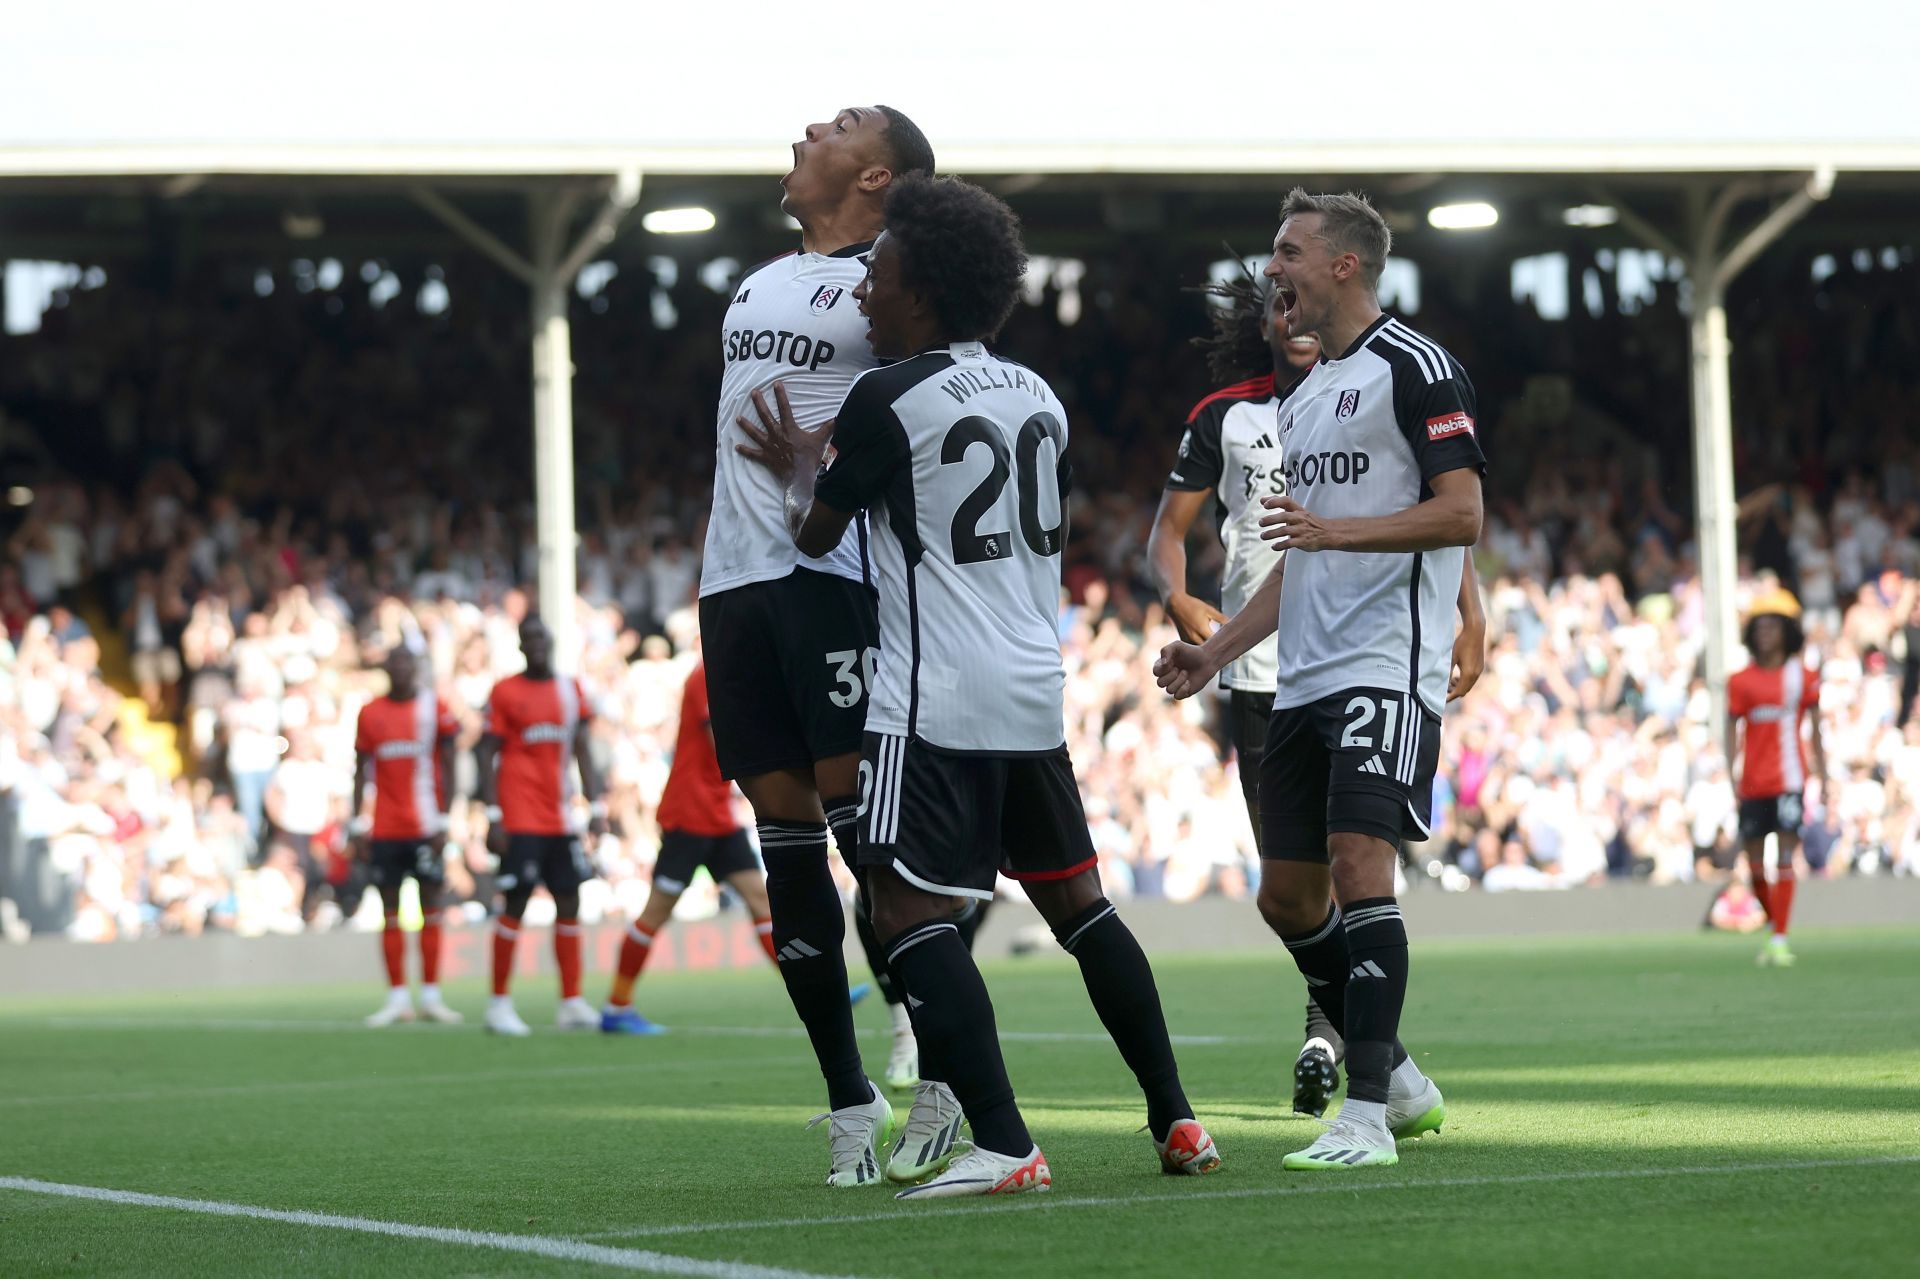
18, 1016, 1236, 1046
583, 1153, 1920, 1240
0, 1055, 790, 1109
0, 1177, 872, 1279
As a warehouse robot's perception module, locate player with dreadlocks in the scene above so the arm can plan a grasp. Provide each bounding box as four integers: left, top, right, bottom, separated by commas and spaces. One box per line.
1146, 264, 1485, 1119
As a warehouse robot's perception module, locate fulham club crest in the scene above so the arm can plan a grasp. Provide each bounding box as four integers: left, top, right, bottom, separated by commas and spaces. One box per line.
810, 285, 844, 313
1336, 389, 1362, 422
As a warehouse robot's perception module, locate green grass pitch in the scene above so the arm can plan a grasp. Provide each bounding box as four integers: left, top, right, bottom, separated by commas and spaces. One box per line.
3, 926, 1916, 1277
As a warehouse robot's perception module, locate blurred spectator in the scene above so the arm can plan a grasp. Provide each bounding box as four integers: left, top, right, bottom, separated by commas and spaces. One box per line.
1, 241, 1915, 939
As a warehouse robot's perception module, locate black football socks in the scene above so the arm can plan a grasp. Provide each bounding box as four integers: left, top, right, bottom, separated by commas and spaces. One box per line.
885, 919, 1031, 1157
1338, 897, 1411, 1106
1052, 898, 1193, 1143
1281, 903, 1408, 1078
759, 819, 867, 1111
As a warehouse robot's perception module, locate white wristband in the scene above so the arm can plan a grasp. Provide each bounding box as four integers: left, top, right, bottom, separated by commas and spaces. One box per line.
589, 800, 609, 820
347, 816, 372, 837
484, 805, 504, 823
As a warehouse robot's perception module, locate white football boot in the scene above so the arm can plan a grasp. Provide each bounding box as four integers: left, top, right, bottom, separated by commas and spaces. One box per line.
895, 1143, 1051, 1199
887, 1081, 966, 1183
807, 1081, 896, 1187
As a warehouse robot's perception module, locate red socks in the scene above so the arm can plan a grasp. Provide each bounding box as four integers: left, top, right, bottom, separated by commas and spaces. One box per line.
754, 914, 777, 964
1750, 875, 1774, 919
1770, 877, 1797, 936
555, 918, 584, 1000
419, 911, 443, 985
617, 922, 656, 982
381, 915, 406, 988
492, 918, 520, 996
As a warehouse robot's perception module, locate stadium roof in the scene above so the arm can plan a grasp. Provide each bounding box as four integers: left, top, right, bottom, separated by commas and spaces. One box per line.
5, 1, 1918, 180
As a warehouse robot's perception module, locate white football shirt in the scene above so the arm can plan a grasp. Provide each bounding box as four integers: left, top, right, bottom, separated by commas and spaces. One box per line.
1165, 372, 1292, 693
1272, 315, 1486, 715
817, 342, 1070, 754
699, 245, 878, 598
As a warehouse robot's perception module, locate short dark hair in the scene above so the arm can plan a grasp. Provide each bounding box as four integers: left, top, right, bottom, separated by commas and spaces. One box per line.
884, 175, 1025, 341
875, 106, 936, 180
1279, 187, 1392, 292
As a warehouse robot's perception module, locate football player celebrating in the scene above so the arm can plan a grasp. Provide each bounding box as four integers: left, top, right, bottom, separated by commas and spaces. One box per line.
740, 175, 1220, 1199
1156, 189, 1484, 1170
477, 617, 607, 1036
351, 643, 462, 1027
697, 105, 934, 1184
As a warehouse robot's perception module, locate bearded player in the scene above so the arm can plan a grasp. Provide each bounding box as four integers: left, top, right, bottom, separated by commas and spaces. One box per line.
477, 616, 607, 1036
352, 644, 463, 1027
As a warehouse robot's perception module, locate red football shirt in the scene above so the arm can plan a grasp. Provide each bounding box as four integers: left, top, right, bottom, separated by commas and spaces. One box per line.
656, 663, 739, 837
355, 693, 460, 839
486, 674, 591, 835
1727, 661, 1819, 800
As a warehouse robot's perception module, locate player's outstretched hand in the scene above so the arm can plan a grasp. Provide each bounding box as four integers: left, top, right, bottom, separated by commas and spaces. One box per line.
1259, 495, 1340, 551
1153, 641, 1218, 701
734, 382, 832, 482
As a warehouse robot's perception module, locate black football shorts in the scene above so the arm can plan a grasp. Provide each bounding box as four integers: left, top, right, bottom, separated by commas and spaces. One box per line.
1258, 686, 1441, 862
369, 838, 445, 889
653, 828, 761, 896
857, 731, 1096, 900
699, 568, 879, 781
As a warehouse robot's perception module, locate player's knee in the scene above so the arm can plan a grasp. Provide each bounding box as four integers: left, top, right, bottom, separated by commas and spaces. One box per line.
738, 769, 823, 823
499, 887, 534, 921
1024, 869, 1104, 928
1257, 872, 1327, 935
867, 874, 942, 940
551, 890, 580, 919
378, 885, 403, 915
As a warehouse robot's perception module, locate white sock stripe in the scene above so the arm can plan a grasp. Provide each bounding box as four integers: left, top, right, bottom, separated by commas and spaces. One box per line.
555, 924, 583, 936
626, 923, 655, 946
1059, 904, 1118, 953
1285, 908, 1343, 950
885, 921, 959, 965
494, 922, 519, 939
757, 825, 828, 849
1343, 904, 1401, 919
824, 803, 859, 826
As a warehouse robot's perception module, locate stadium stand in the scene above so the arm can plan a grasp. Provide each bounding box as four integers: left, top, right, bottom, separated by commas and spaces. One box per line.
1, 248, 1916, 940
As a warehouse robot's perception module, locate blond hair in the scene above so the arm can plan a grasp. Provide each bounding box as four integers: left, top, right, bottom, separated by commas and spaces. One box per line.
1279, 188, 1391, 292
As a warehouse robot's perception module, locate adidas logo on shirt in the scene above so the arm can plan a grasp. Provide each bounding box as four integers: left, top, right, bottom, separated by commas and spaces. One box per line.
776, 939, 822, 963
1358, 755, 1389, 776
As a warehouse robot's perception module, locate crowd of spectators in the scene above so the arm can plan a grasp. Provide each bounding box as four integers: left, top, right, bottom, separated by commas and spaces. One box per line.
1, 241, 1915, 941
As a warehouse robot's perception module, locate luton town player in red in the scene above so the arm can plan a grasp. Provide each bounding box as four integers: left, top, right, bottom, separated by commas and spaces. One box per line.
477, 617, 608, 1036
352, 644, 463, 1027
600, 654, 780, 1034
1726, 588, 1828, 968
